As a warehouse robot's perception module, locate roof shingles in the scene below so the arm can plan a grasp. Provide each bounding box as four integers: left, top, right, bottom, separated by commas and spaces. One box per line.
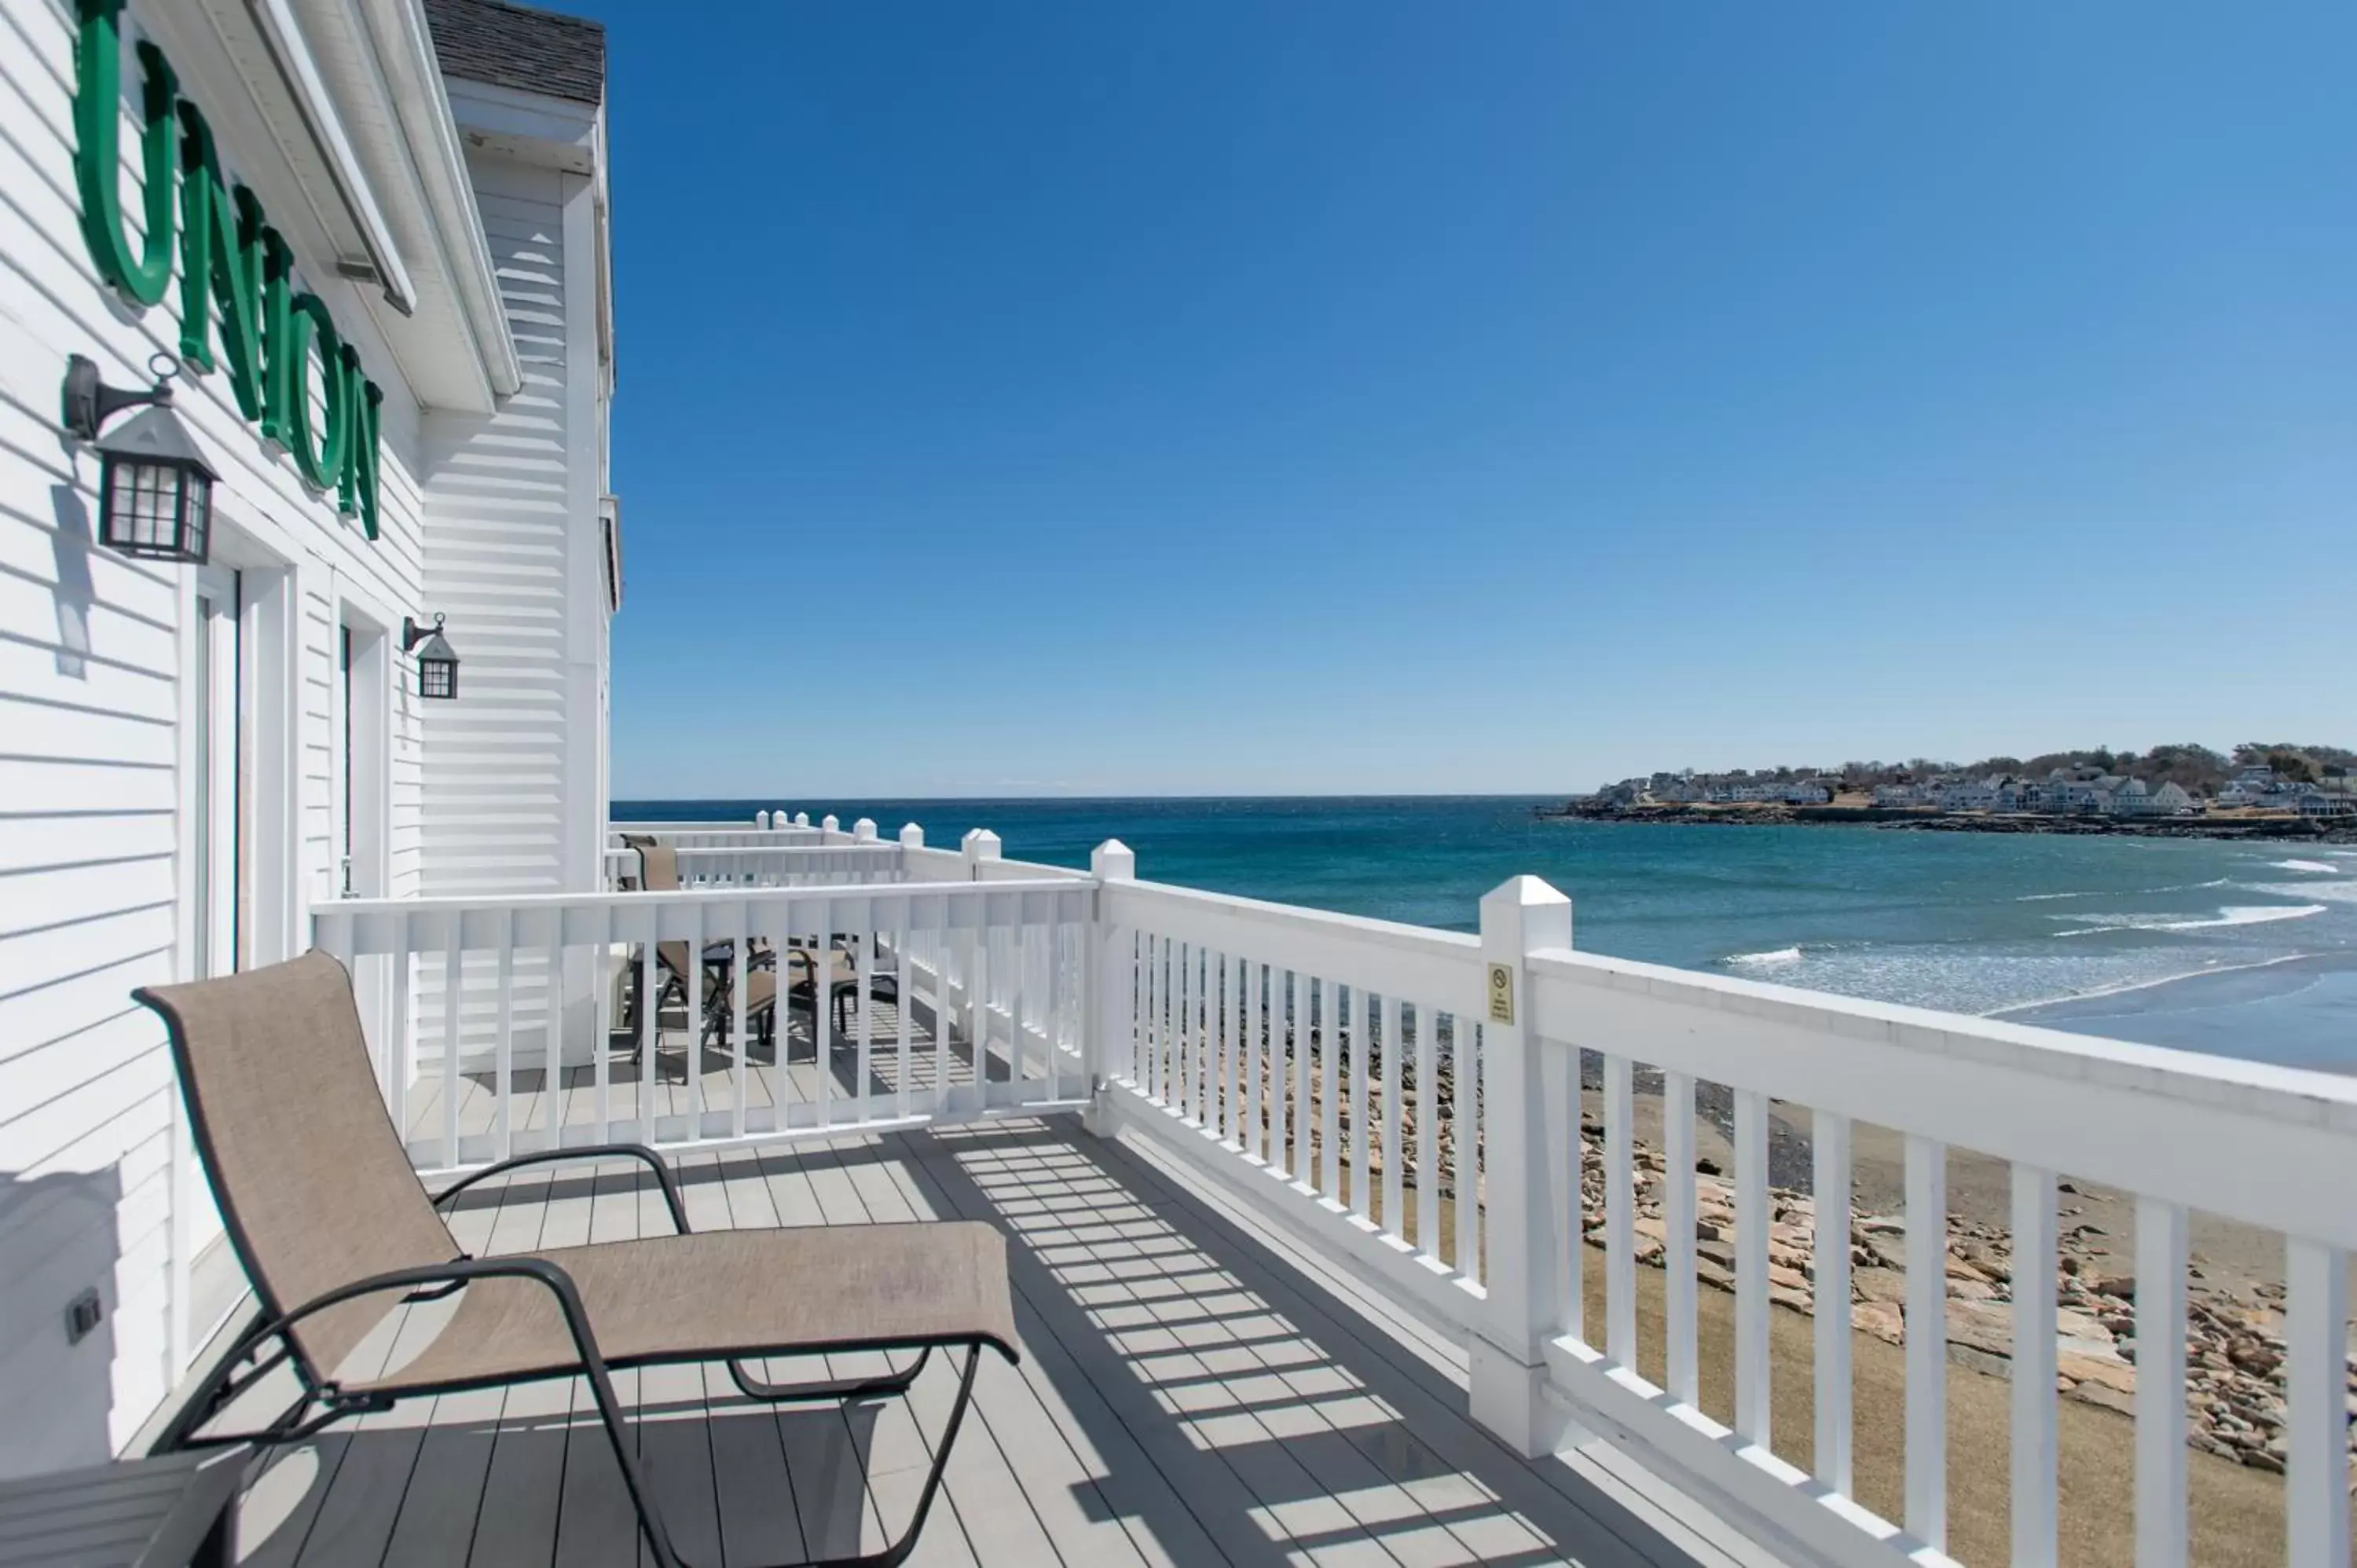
423, 0, 605, 107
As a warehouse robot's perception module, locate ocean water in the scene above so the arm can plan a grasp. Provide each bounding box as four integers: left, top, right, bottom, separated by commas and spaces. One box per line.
617, 796, 2357, 1071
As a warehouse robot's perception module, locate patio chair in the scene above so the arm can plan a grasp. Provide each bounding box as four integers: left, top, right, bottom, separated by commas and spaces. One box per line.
723, 944, 900, 1043
620, 837, 773, 1074
134, 951, 1017, 1568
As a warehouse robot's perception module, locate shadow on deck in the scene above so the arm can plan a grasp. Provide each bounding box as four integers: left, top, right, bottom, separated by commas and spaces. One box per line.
220, 1120, 1728, 1566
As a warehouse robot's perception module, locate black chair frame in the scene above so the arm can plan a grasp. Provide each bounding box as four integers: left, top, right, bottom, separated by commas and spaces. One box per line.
150, 1141, 1000, 1568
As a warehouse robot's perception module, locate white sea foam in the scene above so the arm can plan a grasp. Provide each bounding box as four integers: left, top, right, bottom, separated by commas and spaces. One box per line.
2052, 904, 2328, 937
2016, 877, 2230, 902
2244, 878, 2357, 906
1984, 952, 2319, 1017
1725, 946, 1803, 966
2272, 859, 2340, 874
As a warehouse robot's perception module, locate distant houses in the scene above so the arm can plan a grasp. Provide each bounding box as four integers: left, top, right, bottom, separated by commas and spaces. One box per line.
1586, 759, 2353, 819
2218, 765, 2355, 817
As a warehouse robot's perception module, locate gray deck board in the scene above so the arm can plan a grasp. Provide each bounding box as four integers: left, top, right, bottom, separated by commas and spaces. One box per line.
209, 1120, 1720, 1567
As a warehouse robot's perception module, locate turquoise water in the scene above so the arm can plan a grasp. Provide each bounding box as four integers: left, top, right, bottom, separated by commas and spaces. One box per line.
616, 797, 2357, 1070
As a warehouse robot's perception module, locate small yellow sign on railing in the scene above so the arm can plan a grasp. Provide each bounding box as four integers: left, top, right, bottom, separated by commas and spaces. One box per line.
1486, 963, 1514, 1024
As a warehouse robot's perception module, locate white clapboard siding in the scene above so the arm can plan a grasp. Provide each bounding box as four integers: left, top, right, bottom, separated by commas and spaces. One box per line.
0, 0, 443, 1471
409, 146, 607, 1066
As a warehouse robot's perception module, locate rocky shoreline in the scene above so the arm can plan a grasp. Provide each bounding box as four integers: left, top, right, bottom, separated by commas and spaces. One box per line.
1571, 1112, 2349, 1475
1538, 802, 2357, 843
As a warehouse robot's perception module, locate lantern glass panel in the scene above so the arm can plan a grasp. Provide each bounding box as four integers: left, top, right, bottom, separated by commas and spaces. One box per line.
101, 456, 211, 562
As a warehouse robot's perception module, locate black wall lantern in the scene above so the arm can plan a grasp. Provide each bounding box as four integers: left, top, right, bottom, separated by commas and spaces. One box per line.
402, 614, 460, 700
61, 354, 218, 565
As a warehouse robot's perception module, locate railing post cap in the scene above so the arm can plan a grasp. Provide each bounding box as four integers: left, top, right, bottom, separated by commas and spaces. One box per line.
898, 822, 925, 847
1479, 874, 1571, 952
1091, 839, 1136, 879
794, 811, 809, 826
852, 817, 878, 841
756, 810, 771, 829
962, 828, 1003, 859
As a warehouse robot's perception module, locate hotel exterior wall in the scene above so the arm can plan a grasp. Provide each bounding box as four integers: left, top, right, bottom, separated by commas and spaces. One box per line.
413, 78, 613, 1062
0, 0, 533, 1468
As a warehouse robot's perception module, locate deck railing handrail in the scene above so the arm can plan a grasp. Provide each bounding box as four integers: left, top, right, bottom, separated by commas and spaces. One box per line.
323, 876, 1087, 923
598, 842, 918, 888
1527, 943, 2357, 1245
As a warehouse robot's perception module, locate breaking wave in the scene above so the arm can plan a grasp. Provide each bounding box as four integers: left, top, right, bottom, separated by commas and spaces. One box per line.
2052, 904, 2327, 937
2014, 877, 2231, 902
1725, 946, 1804, 967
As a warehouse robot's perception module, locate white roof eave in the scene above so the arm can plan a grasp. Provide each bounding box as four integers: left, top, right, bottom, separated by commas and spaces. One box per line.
347, 0, 526, 403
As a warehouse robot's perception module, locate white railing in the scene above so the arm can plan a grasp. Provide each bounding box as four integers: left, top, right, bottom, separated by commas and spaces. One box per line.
608, 824, 827, 849
1515, 939, 2357, 1568
600, 842, 913, 889
1092, 849, 1492, 1330
1084, 853, 2357, 1568
603, 824, 1091, 890
314, 877, 1093, 1171
321, 815, 2357, 1564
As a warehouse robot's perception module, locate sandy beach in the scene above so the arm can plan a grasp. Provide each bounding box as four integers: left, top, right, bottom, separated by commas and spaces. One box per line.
2009, 948, 2357, 1075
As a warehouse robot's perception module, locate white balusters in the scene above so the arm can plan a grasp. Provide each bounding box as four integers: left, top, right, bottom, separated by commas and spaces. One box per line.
589, 908, 610, 1141
492, 915, 515, 1161
813, 896, 835, 1127
2011, 1163, 2060, 1568
1351, 985, 1370, 1222
1318, 978, 1339, 1203
1416, 1004, 1439, 1255
857, 923, 878, 1119
897, 910, 915, 1119
1809, 1107, 1850, 1491
683, 901, 705, 1130
1003, 914, 1022, 1105
1456, 1017, 1479, 1286
1381, 994, 1403, 1240
1604, 1052, 1636, 1363
543, 921, 566, 1148
438, 918, 463, 1168
729, 907, 749, 1139
388, 932, 412, 1116
1904, 1134, 1947, 1551
1733, 1087, 1771, 1445
2285, 1238, 2351, 1568
933, 898, 953, 1115
1251, 961, 1270, 1163
634, 914, 655, 1138
1232, 954, 1248, 1145
1665, 1071, 1699, 1407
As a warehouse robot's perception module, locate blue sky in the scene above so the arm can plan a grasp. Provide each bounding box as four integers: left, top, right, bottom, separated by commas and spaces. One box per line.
566, 1, 2353, 798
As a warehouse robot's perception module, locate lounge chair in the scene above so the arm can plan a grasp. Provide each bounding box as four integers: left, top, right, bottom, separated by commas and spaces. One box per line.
134, 951, 1018, 1568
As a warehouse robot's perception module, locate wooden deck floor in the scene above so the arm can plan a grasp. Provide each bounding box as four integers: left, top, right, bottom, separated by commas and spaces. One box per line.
214, 1119, 1744, 1568
402, 991, 1054, 1155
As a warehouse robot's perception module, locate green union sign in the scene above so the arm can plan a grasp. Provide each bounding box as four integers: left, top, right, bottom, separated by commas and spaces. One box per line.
73, 0, 386, 538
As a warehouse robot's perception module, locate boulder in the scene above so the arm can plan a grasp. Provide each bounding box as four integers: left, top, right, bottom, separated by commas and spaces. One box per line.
1853, 1300, 1905, 1345
1853, 1266, 1908, 1306
2058, 1353, 2137, 1395
1947, 1300, 2014, 1360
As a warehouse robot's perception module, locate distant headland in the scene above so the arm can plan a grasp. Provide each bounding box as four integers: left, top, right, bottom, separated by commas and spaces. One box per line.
1545, 742, 2357, 841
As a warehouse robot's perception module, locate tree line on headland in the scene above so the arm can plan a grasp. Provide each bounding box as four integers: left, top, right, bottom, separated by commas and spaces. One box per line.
1665, 742, 2352, 796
